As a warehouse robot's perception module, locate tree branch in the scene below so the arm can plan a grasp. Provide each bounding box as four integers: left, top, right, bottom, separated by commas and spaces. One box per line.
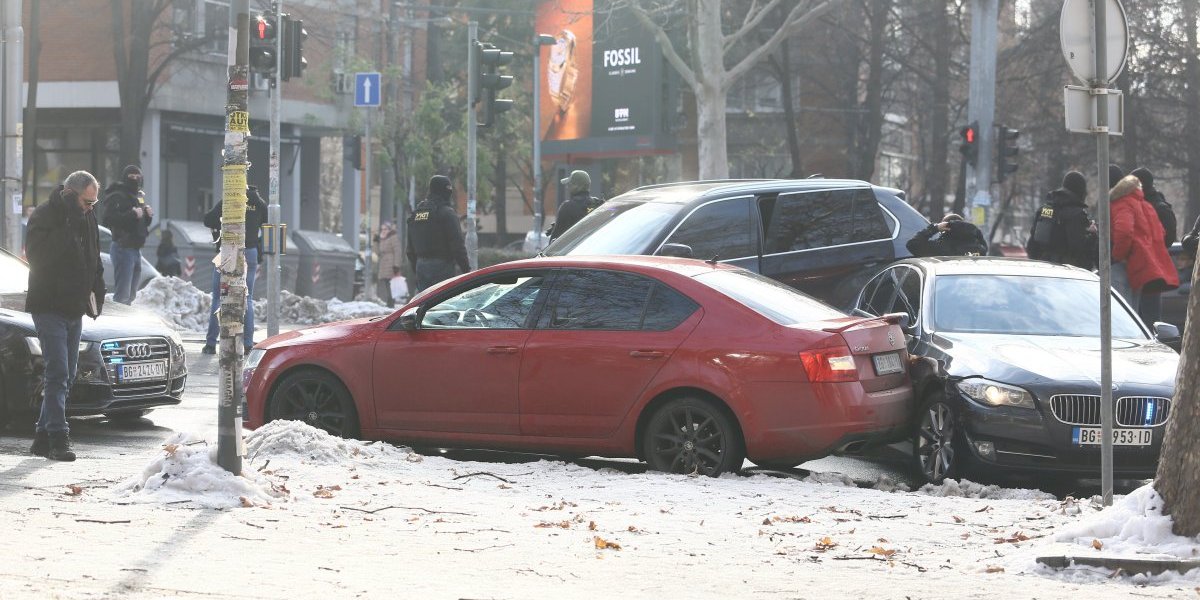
723, 0, 784, 53
726, 0, 843, 90
629, 2, 700, 91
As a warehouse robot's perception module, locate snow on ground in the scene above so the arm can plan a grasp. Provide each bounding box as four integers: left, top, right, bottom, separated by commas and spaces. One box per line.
0, 420, 1191, 598
1054, 484, 1200, 560
133, 277, 391, 333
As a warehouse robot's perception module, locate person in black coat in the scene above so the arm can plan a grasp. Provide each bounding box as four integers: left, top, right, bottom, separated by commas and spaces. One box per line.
1026, 171, 1098, 270
156, 229, 182, 277
201, 185, 267, 355
906, 213, 988, 257
101, 165, 153, 304
1131, 168, 1177, 248
25, 171, 106, 462
406, 175, 470, 293
548, 169, 602, 242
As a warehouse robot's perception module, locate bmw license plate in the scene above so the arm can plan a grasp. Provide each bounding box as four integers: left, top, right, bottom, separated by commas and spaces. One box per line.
118, 360, 167, 383
871, 352, 904, 376
1072, 427, 1152, 446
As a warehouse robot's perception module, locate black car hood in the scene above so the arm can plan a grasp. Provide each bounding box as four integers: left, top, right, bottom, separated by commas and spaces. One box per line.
933, 332, 1178, 388
0, 293, 176, 341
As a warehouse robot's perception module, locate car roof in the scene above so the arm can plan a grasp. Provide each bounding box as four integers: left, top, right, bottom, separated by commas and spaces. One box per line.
615, 178, 878, 204
897, 256, 1098, 279
489, 255, 743, 278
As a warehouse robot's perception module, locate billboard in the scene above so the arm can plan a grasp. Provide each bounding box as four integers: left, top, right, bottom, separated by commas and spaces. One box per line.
537, 1, 676, 157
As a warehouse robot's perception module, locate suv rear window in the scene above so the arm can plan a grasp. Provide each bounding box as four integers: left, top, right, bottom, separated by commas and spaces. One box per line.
694, 269, 844, 325
762, 188, 891, 254
544, 201, 681, 256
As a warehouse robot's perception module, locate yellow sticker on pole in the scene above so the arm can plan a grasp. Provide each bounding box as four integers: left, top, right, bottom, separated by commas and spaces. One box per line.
229, 111, 249, 133
222, 165, 247, 224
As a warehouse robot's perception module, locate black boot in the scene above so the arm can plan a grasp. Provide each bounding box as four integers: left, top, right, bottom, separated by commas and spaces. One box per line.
29, 430, 48, 457
47, 432, 76, 462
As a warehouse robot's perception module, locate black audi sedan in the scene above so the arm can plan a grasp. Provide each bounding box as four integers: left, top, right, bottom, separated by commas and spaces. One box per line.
852, 257, 1179, 484
543, 179, 928, 308
0, 250, 186, 426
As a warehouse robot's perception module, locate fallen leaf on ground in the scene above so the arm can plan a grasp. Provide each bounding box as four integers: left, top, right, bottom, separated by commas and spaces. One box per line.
986, 566, 1005, 573
1092, 539, 1104, 550
534, 521, 571, 529
594, 536, 621, 550
162, 444, 179, 457
772, 515, 812, 524
868, 546, 896, 557
952, 515, 965, 523
814, 537, 838, 552
65, 485, 83, 496
588, 521, 597, 531
239, 496, 253, 508
627, 525, 640, 533
994, 531, 1031, 544
313, 488, 335, 499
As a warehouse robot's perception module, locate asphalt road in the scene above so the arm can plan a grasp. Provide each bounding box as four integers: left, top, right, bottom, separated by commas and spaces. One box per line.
0, 336, 1149, 499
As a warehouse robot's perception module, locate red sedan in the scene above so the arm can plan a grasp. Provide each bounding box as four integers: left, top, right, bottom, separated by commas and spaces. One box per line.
243, 256, 914, 476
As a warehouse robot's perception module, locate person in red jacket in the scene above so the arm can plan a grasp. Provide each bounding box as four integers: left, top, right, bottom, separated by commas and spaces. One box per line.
1108, 166, 1179, 318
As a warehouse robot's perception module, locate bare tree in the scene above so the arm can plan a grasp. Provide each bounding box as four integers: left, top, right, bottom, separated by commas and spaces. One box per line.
629, 0, 843, 179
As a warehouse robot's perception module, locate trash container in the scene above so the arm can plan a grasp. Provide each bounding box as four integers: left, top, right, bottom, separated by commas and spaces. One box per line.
291, 230, 358, 300
142, 220, 218, 291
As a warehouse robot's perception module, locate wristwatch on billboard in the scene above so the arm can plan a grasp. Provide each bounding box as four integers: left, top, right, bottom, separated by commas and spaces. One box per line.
547, 29, 578, 115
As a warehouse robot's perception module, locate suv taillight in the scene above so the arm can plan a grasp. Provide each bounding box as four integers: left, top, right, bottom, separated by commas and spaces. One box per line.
799, 346, 859, 383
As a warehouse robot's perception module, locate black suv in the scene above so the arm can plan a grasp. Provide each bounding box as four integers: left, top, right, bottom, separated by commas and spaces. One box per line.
543, 179, 929, 308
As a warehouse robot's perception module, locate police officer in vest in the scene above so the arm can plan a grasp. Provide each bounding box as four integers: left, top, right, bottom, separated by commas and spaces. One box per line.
407, 175, 470, 293
1026, 171, 1097, 270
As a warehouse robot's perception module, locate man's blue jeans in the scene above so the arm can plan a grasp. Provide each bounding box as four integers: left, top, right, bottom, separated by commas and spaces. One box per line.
110, 242, 142, 305
32, 312, 83, 435
206, 247, 258, 348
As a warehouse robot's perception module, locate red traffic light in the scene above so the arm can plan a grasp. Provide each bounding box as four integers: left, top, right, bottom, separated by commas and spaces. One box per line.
254, 16, 273, 41
962, 126, 976, 144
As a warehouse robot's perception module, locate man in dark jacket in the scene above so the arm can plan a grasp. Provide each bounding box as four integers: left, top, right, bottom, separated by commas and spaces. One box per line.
1131, 168, 1176, 248
102, 165, 153, 304
201, 185, 267, 355
25, 171, 106, 462
1026, 171, 1098, 270
406, 175, 470, 292
906, 213, 988, 257
548, 169, 602, 242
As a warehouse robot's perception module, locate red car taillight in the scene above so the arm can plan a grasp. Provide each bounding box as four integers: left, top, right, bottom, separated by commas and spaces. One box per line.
799, 346, 859, 383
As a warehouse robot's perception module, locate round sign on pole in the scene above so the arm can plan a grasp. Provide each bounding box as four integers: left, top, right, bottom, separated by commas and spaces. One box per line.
1060, 0, 1129, 84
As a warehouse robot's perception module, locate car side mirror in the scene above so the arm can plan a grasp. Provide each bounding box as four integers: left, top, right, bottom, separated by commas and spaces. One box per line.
398, 307, 420, 331
657, 243, 694, 259
1153, 322, 1180, 344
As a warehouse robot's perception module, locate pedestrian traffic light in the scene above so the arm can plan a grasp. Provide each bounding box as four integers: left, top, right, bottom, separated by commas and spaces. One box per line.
249, 13, 277, 75
344, 135, 362, 170
959, 122, 978, 168
280, 16, 307, 81
472, 41, 514, 128
996, 124, 1020, 183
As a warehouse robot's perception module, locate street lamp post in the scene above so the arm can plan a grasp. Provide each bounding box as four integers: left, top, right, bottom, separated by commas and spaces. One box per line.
531, 33, 555, 251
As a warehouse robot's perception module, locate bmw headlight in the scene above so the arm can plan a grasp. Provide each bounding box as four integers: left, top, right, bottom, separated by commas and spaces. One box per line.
956, 378, 1035, 409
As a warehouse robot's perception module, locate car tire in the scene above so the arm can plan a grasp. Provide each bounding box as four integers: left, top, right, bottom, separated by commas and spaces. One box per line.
911, 391, 964, 485
105, 409, 151, 420
268, 369, 360, 438
642, 396, 744, 477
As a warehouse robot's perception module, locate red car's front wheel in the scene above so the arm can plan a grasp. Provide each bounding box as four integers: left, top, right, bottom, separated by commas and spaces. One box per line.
268, 369, 360, 438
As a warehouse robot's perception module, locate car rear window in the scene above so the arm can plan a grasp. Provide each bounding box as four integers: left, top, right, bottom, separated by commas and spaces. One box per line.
544, 201, 681, 256
694, 269, 844, 325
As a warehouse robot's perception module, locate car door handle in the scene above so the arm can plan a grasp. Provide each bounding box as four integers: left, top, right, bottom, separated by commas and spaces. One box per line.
486, 346, 519, 355
629, 350, 665, 359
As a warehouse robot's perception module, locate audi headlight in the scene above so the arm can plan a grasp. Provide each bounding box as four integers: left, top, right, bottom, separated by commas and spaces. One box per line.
25, 338, 91, 357
956, 378, 1035, 409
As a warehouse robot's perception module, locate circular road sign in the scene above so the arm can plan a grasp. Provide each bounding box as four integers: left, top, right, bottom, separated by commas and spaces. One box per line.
1060, 0, 1129, 84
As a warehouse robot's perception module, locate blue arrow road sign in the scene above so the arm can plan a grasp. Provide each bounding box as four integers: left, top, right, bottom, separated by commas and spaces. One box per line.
355, 72, 381, 107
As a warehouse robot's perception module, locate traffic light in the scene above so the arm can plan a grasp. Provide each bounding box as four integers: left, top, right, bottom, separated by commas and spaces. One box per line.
473, 41, 514, 128
996, 124, 1020, 183
249, 13, 276, 75
343, 135, 362, 170
280, 16, 307, 81
959, 122, 978, 168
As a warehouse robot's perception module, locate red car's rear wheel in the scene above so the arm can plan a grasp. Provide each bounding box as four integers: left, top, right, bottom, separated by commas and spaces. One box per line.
643, 397, 744, 477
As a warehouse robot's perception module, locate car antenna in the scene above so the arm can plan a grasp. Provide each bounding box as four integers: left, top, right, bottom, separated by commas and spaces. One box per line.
706, 254, 720, 265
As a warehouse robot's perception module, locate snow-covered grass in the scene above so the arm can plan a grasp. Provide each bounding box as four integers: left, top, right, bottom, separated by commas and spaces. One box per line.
1054, 484, 1200, 560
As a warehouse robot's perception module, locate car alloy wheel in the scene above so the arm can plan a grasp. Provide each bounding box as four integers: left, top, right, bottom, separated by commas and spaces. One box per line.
643, 397, 743, 477
269, 370, 360, 438
914, 396, 957, 484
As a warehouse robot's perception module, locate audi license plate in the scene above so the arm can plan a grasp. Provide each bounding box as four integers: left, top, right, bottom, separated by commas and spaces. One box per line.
871, 352, 904, 376
118, 360, 167, 383
1072, 427, 1152, 447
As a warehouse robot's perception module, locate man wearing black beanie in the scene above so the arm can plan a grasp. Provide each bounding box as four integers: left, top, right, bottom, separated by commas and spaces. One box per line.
101, 164, 153, 304
406, 175, 471, 292
1026, 170, 1097, 270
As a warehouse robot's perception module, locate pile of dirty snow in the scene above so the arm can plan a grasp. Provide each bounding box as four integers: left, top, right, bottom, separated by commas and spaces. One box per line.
252, 290, 391, 325
132, 276, 211, 332
244, 419, 404, 465
1055, 484, 1200, 559
328, 298, 395, 321
111, 432, 283, 508
919, 477, 1056, 500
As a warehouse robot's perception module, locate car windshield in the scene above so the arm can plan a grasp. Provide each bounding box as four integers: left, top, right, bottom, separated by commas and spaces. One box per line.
542, 201, 681, 256
694, 269, 844, 325
0, 252, 27, 294
932, 274, 1146, 338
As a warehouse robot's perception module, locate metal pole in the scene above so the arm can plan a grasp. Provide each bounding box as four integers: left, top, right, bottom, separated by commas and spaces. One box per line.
466, 21, 478, 271
532, 35, 544, 249
1093, 0, 1114, 507
966, 0, 998, 226
364, 107, 375, 300
1, 0, 21, 252
218, 0, 251, 475
267, 2, 282, 338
